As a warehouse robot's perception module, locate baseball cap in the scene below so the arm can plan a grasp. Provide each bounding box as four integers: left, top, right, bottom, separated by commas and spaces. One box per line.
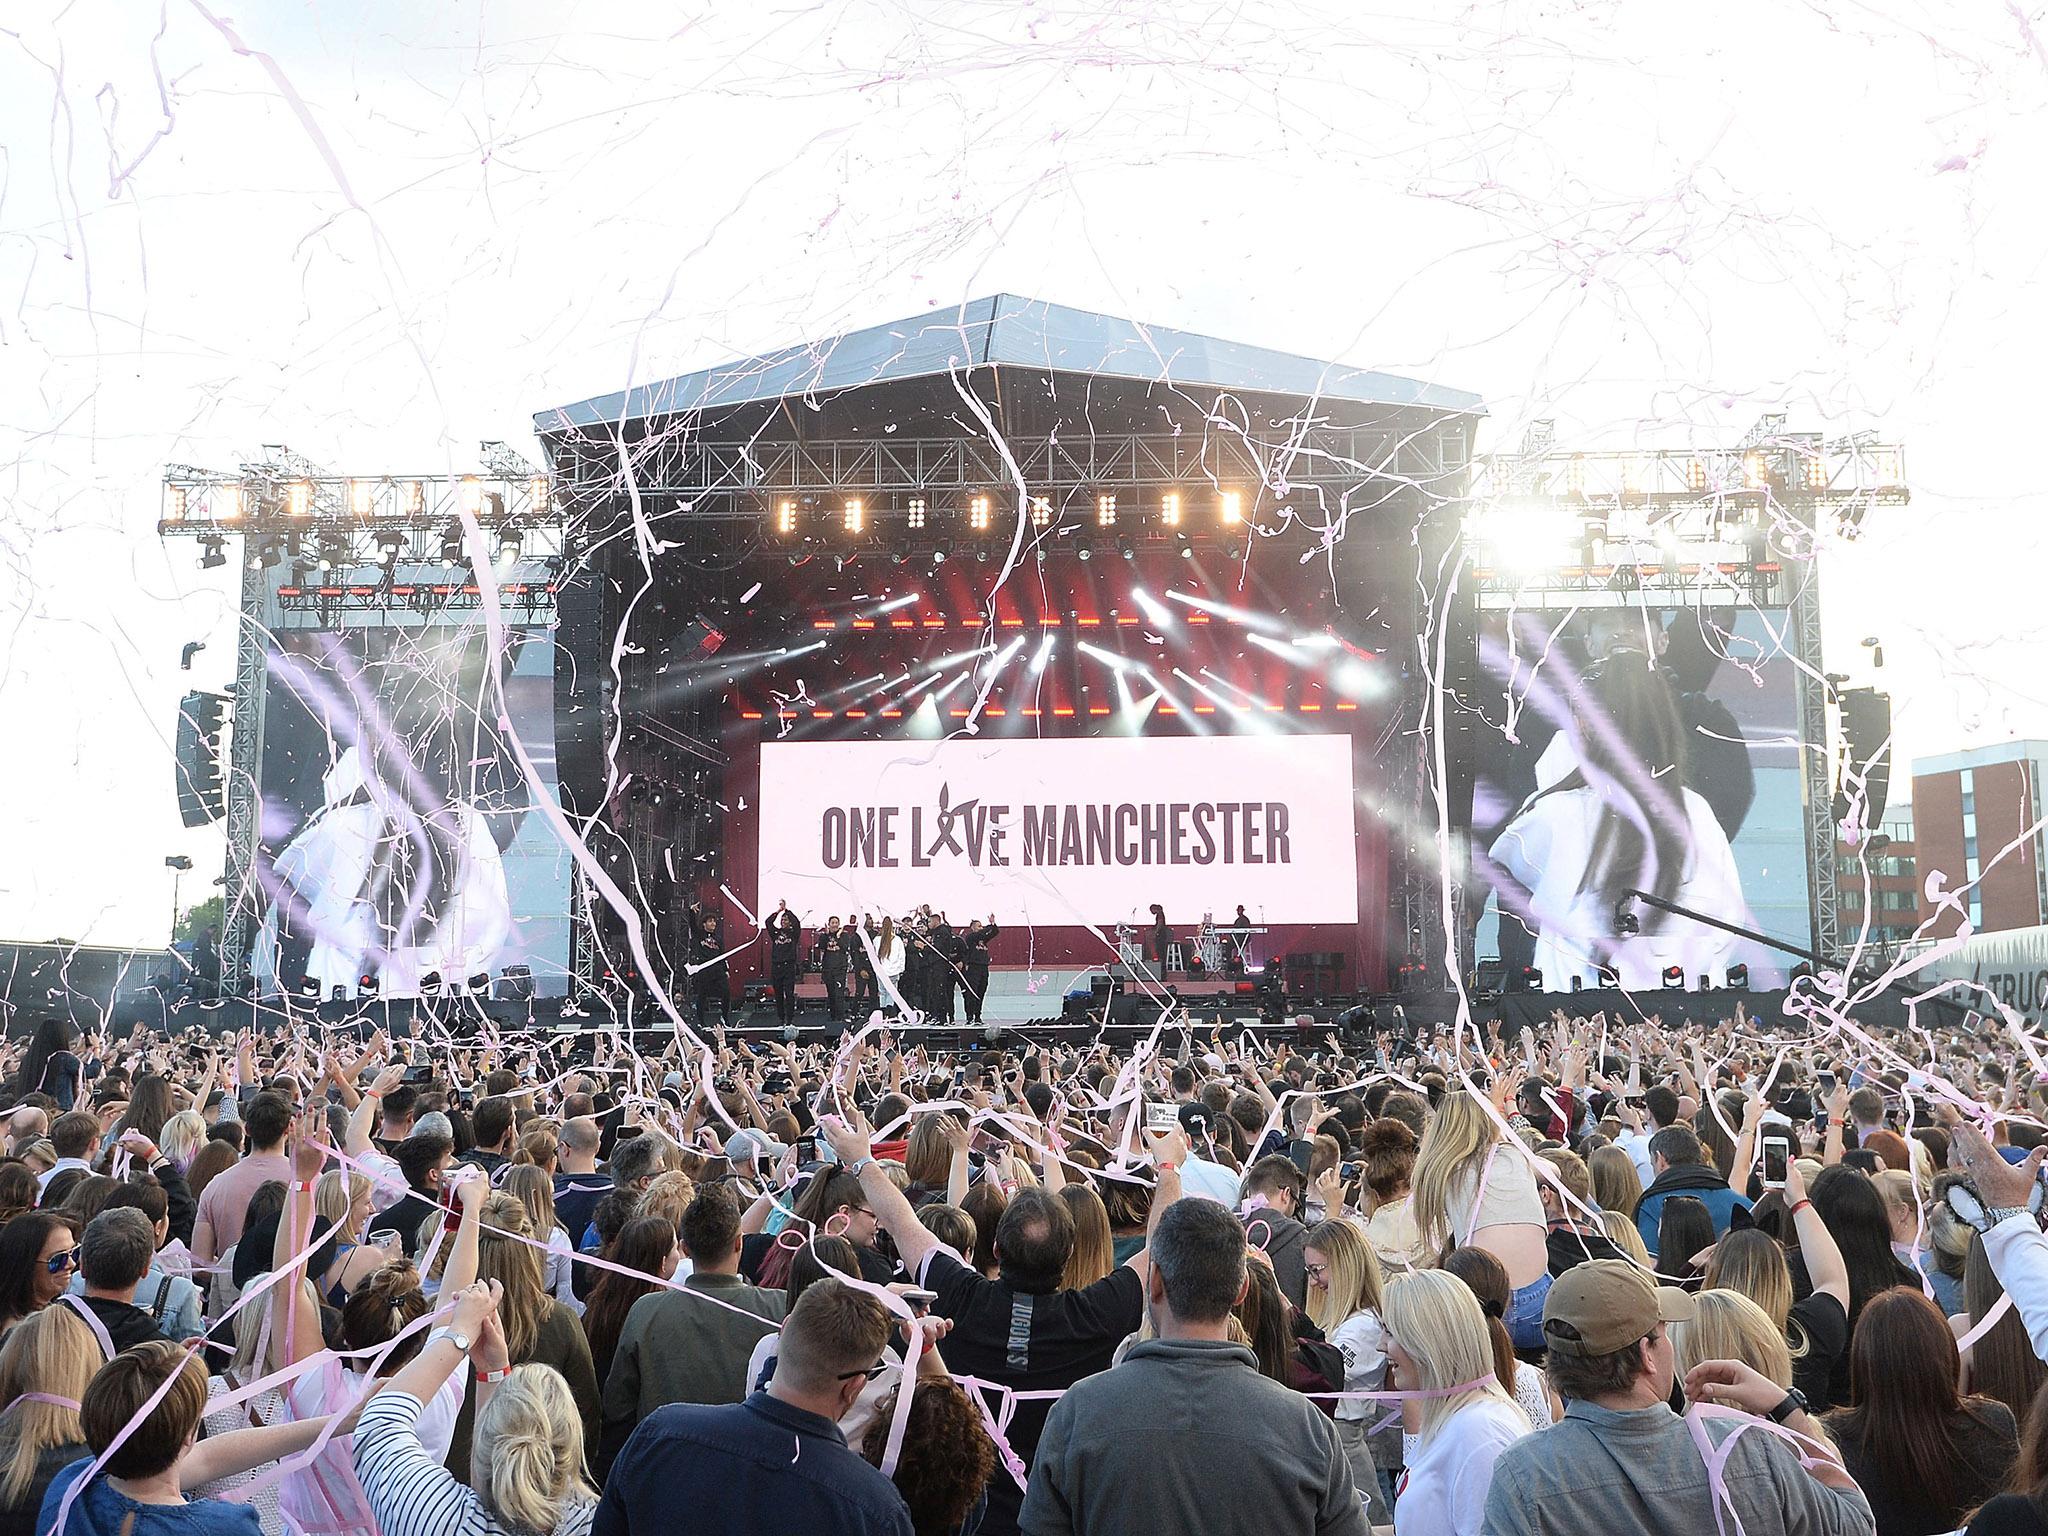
1178, 1102, 1216, 1140
724, 1128, 788, 1164
1541, 1259, 1694, 1356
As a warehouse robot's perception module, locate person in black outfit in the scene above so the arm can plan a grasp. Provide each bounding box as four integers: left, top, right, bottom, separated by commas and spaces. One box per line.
820, 917, 850, 1021
927, 917, 959, 1024
192, 927, 220, 1002
960, 917, 999, 1024
766, 901, 802, 1025
695, 915, 734, 1029
902, 921, 929, 1019
850, 914, 878, 1012
1148, 902, 1172, 969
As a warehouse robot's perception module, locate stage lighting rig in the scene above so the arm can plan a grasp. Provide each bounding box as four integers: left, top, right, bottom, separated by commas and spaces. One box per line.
1161, 492, 1182, 527
969, 496, 990, 531
199, 537, 227, 570
1220, 490, 1243, 525
1096, 494, 1117, 527
907, 498, 927, 529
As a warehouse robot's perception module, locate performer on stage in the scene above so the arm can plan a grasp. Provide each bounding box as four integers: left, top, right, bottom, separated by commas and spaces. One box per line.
1148, 902, 1172, 969
694, 913, 733, 1028
852, 912, 878, 1010
928, 913, 959, 1024
820, 914, 851, 1021
766, 899, 802, 1025
960, 915, 999, 1024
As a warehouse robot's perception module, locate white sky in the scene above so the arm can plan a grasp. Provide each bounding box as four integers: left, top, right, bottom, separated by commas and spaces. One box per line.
3, 0, 2044, 946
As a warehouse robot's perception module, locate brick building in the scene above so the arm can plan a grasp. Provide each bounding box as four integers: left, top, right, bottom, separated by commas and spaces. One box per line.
1836, 805, 1922, 949
1910, 742, 2048, 937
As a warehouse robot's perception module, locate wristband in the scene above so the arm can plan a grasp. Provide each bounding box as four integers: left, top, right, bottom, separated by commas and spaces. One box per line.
846, 1157, 874, 1178
291, 1180, 316, 1193
479, 1366, 512, 1385
1788, 1199, 1813, 1217
365, 1088, 384, 1099
1156, 1162, 1181, 1173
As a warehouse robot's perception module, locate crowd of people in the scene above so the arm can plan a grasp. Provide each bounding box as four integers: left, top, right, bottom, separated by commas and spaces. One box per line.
0, 1001, 2045, 1535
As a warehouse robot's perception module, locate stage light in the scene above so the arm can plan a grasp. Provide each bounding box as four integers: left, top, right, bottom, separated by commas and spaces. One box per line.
168, 487, 188, 520
217, 484, 243, 520
1565, 456, 1586, 498
1130, 587, 1175, 630
458, 476, 483, 514
1686, 457, 1708, 492
776, 499, 797, 535
199, 537, 227, 570
251, 536, 283, 570
1613, 897, 1640, 936
1177, 536, 1193, 558
1029, 633, 1057, 673
287, 480, 313, 518
439, 520, 465, 563
1871, 448, 1902, 487
969, 496, 990, 531
1743, 452, 1768, 489
1220, 490, 1243, 525
1803, 455, 1827, 491
1118, 539, 1134, 561
404, 481, 426, 516
843, 498, 865, 534
907, 498, 927, 529
349, 479, 373, 516
1096, 494, 1117, 527
932, 548, 947, 566
1078, 546, 1093, 561
1031, 497, 1053, 527
467, 971, 491, 993
419, 970, 444, 995
375, 530, 404, 559
877, 593, 920, 613
529, 475, 550, 509
1726, 964, 1749, 989
1662, 965, 1684, 990
496, 525, 521, 559
1161, 492, 1182, 528
1165, 588, 1287, 632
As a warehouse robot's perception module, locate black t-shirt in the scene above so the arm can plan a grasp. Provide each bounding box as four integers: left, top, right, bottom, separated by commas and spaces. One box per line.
1789, 1290, 1850, 1411
366, 1190, 437, 1259
78, 1295, 168, 1354
921, 1249, 1143, 1536
1971, 1493, 2048, 1536
1546, 1221, 1625, 1276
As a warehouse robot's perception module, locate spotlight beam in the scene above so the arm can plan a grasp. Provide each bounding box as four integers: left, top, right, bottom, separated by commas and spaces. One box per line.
1165, 588, 1289, 633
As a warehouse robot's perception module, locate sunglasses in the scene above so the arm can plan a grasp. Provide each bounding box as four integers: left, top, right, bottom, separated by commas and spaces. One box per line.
45, 1247, 80, 1275
836, 1360, 890, 1383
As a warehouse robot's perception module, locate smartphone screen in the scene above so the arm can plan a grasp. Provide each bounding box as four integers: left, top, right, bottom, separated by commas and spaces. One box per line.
1762, 1136, 1790, 1188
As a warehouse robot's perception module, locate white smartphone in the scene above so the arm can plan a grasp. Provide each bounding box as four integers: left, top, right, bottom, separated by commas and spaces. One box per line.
1761, 1135, 1790, 1190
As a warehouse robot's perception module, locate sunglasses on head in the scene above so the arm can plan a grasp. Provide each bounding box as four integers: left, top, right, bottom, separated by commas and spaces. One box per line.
45, 1247, 80, 1275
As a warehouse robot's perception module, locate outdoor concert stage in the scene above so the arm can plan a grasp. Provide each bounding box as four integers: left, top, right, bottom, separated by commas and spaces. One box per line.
141, 293, 1891, 1025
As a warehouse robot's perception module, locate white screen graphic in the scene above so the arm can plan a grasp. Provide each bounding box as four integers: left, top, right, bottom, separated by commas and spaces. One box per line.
756, 734, 1359, 926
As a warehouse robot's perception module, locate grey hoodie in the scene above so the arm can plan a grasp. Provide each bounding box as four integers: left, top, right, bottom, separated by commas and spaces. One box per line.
1020, 1337, 1367, 1536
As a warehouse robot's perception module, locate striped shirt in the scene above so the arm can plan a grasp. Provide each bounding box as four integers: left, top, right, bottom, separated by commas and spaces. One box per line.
352, 1388, 595, 1536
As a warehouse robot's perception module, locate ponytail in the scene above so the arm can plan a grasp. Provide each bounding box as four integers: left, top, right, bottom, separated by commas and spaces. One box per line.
473, 1364, 594, 1535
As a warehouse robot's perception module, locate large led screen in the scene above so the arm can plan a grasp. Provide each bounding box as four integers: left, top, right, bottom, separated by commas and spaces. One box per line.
1469, 606, 1811, 989
249, 624, 571, 998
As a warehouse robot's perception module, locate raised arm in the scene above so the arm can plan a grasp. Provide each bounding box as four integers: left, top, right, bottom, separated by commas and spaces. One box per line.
441, 1165, 488, 1294
821, 1111, 938, 1279
1781, 1158, 1848, 1311
271, 1110, 334, 1367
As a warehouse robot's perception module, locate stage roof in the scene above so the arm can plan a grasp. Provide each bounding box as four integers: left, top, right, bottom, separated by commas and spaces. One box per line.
535, 294, 1484, 433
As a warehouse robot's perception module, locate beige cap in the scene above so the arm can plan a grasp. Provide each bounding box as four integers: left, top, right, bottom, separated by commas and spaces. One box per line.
1542, 1259, 1696, 1356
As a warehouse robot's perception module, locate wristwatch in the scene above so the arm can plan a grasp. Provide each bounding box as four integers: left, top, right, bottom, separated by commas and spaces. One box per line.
1767, 1387, 1809, 1424
426, 1327, 473, 1356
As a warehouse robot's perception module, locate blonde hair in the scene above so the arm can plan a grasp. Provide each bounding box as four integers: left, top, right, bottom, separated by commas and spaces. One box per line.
1382, 1270, 1516, 1444
1410, 1093, 1500, 1255
1702, 1230, 1793, 1334
501, 1164, 561, 1241
156, 1111, 206, 1172
1589, 1145, 1643, 1217
1874, 1169, 1920, 1232
231, 1275, 321, 1379
315, 1169, 372, 1241
0, 1306, 97, 1506
480, 1194, 548, 1362
1058, 1184, 1114, 1291
1303, 1219, 1385, 1332
1600, 1210, 1650, 1265
636, 1171, 696, 1239
1672, 1289, 1794, 1391
471, 1362, 595, 1534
